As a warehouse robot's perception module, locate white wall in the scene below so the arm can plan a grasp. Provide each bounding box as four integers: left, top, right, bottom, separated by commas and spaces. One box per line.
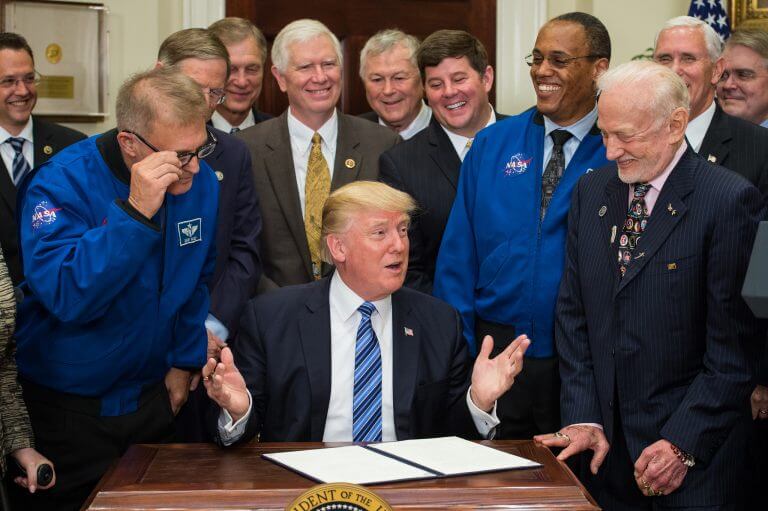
496, 0, 691, 115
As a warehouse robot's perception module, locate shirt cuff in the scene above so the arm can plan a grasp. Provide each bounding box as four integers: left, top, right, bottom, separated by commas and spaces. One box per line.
205, 314, 230, 341
217, 389, 252, 446
568, 423, 603, 430
466, 386, 501, 439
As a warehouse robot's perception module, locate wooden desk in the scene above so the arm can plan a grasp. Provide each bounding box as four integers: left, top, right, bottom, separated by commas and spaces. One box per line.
85, 441, 599, 510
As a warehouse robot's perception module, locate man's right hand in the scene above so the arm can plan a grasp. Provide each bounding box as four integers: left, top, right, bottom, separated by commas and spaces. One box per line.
203, 347, 250, 422
127, 151, 183, 218
534, 424, 610, 475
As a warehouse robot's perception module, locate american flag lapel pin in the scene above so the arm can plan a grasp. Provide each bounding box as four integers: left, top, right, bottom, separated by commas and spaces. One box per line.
404, 327, 414, 337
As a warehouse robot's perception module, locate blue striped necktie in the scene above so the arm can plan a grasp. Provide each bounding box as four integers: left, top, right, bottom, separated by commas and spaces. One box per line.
229, 127, 240, 134
353, 301, 382, 442
7, 137, 30, 186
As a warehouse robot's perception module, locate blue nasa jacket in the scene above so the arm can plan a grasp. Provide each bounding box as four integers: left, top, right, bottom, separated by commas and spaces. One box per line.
15, 131, 218, 416
434, 108, 609, 357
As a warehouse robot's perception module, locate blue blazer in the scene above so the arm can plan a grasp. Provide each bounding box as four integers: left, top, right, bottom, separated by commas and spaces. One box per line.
556, 148, 766, 505
212, 276, 477, 444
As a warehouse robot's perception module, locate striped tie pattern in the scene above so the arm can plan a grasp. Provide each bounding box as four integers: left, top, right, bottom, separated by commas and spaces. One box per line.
353, 301, 382, 442
7, 137, 30, 186
229, 127, 240, 134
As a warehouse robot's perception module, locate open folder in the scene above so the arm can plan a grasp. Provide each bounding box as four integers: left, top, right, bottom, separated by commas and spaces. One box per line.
262, 436, 542, 485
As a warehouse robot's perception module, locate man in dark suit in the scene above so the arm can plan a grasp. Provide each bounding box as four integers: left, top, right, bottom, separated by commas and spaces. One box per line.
202, 181, 530, 444
653, 16, 768, 198
380, 30, 503, 295
0, 33, 85, 286
208, 17, 273, 132
156, 28, 263, 439
358, 29, 431, 140
237, 19, 399, 293
536, 61, 765, 510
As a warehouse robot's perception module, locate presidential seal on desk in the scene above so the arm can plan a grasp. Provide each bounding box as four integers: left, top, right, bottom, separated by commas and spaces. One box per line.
287, 482, 392, 511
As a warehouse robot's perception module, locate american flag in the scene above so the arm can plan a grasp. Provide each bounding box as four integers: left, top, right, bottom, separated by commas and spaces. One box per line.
689, 0, 731, 42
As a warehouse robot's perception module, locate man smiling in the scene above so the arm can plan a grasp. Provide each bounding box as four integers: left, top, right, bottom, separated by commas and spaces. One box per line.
236, 19, 399, 293
434, 12, 610, 439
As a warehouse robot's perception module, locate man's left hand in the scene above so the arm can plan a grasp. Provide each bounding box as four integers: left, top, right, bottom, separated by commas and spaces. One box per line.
634, 439, 688, 497
751, 385, 768, 420
165, 367, 193, 415
470, 334, 530, 411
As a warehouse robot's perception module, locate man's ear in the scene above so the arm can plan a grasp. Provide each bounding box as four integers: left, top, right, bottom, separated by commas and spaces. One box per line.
272, 65, 288, 93
154, 61, 164, 70
326, 233, 346, 264
668, 106, 689, 143
116, 131, 139, 158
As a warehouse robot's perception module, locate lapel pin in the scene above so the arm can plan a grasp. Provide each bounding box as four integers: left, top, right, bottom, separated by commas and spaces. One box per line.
667, 262, 677, 270
667, 203, 677, 216
43, 145, 53, 155
598, 205, 607, 217
707, 154, 717, 163
634, 252, 645, 260
345, 158, 356, 169
610, 225, 617, 244
215, 171, 224, 182
404, 327, 414, 337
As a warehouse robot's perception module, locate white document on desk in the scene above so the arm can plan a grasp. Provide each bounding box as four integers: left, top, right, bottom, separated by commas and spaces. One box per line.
367, 436, 541, 476
263, 445, 435, 485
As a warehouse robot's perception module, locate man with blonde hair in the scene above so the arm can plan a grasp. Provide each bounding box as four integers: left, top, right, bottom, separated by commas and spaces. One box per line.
208, 17, 272, 132
537, 60, 765, 509
237, 19, 399, 293
12, 67, 219, 511
203, 180, 530, 445
359, 29, 431, 139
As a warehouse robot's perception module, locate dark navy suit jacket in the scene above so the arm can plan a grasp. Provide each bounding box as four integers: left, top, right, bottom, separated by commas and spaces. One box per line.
215, 276, 477, 444
203, 128, 262, 336
556, 148, 765, 505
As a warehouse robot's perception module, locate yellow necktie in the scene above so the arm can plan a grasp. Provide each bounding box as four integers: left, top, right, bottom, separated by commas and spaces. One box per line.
305, 132, 331, 279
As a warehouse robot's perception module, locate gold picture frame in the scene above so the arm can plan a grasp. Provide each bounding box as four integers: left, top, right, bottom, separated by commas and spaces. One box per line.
732, 0, 768, 29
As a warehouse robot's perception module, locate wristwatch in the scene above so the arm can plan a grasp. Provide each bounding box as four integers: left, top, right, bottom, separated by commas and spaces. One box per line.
670, 444, 695, 467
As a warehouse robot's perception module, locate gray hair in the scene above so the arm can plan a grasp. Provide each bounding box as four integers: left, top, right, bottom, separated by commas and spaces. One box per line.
656, 15, 722, 62
116, 67, 208, 132
359, 29, 420, 79
726, 28, 768, 64
271, 19, 342, 73
208, 17, 268, 66
598, 60, 690, 120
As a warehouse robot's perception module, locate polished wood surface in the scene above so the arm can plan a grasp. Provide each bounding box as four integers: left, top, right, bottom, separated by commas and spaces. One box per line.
85, 441, 598, 510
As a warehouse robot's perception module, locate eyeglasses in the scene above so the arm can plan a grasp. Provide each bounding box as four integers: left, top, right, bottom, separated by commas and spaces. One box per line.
525, 54, 602, 69
719, 69, 768, 83
0, 71, 42, 89
206, 88, 226, 105
123, 128, 217, 166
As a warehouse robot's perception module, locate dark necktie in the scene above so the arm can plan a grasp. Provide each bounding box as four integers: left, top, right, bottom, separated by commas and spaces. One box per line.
541, 129, 573, 220
7, 137, 31, 186
618, 183, 651, 277
353, 301, 382, 442
229, 127, 240, 134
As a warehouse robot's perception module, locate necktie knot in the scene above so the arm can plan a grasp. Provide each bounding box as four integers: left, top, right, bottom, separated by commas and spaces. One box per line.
7, 137, 25, 153
550, 129, 573, 148
229, 127, 240, 134
633, 183, 651, 198
312, 132, 322, 146
358, 301, 376, 320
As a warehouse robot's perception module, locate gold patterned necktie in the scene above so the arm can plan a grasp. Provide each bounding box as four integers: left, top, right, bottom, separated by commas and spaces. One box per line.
305, 132, 331, 279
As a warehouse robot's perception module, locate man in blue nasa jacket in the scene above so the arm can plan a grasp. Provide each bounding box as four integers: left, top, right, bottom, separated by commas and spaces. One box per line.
11, 67, 218, 511
434, 12, 611, 438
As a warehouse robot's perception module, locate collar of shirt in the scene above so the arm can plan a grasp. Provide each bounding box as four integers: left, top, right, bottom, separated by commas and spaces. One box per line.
628, 141, 687, 216
0, 117, 33, 145
211, 109, 256, 132
685, 100, 716, 153
542, 105, 598, 173
0, 117, 34, 181
288, 107, 338, 158
761, 118, 768, 128
96, 128, 131, 185
380, 101, 432, 140
330, 270, 392, 324
441, 105, 496, 161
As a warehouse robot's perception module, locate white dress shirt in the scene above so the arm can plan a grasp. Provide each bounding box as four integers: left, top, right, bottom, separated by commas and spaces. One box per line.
211, 109, 256, 133
542, 106, 598, 173
0, 118, 34, 183
218, 271, 500, 444
685, 100, 716, 153
287, 108, 337, 217
442, 105, 496, 162
380, 101, 432, 140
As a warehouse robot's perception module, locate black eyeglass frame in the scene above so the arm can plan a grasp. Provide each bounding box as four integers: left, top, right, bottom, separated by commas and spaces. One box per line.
122, 128, 218, 166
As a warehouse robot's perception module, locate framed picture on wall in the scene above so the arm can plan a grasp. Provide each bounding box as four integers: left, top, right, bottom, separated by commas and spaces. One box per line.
4, 0, 109, 121
732, 0, 768, 29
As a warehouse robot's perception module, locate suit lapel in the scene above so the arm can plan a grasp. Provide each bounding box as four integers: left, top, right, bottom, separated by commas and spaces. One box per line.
264, 112, 313, 277
615, 150, 696, 295
698, 104, 730, 166
391, 290, 419, 440
601, 170, 629, 277
331, 112, 362, 190
297, 278, 333, 440
427, 118, 461, 189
